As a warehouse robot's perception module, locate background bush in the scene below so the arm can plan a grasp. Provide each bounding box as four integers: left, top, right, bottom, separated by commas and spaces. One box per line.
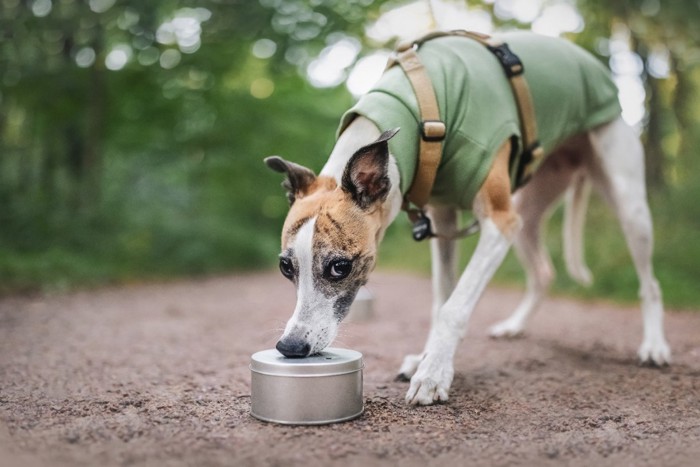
1, 0, 698, 309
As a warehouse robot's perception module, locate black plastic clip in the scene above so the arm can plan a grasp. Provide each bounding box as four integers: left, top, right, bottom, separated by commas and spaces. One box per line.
412, 213, 434, 241
486, 43, 524, 77
515, 140, 542, 188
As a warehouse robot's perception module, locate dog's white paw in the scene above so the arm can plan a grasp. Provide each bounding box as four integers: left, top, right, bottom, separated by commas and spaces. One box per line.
488, 318, 524, 338
638, 337, 671, 366
397, 353, 424, 380
405, 355, 453, 405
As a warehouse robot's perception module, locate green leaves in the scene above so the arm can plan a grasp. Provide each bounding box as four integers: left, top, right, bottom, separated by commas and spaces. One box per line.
2, 0, 700, 308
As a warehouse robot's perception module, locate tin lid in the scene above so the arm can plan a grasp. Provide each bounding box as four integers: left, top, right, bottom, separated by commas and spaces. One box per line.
250, 348, 363, 377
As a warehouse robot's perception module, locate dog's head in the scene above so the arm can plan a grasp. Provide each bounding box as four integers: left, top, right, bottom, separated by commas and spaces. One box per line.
265, 129, 398, 357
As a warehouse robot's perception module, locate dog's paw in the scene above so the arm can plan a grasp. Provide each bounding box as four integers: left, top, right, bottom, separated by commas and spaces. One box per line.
405, 356, 453, 406
488, 318, 525, 338
638, 337, 671, 366
397, 353, 424, 381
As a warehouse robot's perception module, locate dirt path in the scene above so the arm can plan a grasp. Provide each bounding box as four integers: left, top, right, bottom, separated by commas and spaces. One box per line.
1, 272, 699, 466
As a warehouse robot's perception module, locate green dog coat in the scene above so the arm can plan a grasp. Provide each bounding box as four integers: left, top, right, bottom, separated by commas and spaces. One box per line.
338, 32, 622, 209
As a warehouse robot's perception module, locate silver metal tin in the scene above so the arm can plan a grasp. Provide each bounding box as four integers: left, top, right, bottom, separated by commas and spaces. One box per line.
250, 348, 363, 425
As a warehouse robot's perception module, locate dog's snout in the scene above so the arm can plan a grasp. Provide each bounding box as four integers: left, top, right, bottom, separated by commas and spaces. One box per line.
276, 338, 311, 358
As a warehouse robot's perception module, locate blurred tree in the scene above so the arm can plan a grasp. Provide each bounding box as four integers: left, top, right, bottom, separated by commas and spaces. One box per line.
0, 0, 392, 211
0, 0, 393, 291
577, 0, 700, 188
1, 0, 699, 304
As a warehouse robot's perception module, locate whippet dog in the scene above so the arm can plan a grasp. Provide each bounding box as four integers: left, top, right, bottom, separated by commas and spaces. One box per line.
265, 32, 670, 405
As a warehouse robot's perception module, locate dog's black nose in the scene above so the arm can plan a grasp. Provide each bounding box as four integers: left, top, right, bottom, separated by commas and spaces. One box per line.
276, 338, 311, 358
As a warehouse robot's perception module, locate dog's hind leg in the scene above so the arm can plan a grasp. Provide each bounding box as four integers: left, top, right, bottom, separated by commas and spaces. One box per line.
489, 139, 586, 338
398, 205, 459, 380
588, 117, 670, 365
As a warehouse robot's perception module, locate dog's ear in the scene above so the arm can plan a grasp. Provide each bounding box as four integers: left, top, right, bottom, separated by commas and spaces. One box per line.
342, 128, 399, 210
264, 156, 317, 205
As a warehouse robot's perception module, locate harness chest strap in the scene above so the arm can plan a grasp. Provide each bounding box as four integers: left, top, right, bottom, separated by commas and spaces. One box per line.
391, 43, 445, 211
388, 30, 545, 240
465, 31, 545, 182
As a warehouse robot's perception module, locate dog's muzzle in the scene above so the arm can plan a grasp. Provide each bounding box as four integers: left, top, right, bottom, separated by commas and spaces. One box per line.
276, 337, 311, 358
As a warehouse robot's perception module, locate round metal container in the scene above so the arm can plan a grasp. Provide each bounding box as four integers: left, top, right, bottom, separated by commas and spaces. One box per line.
250, 348, 363, 425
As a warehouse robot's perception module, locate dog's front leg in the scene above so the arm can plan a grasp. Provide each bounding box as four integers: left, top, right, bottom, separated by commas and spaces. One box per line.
405, 218, 515, 404
398, 206, 459, 380
405, 141, 521, 405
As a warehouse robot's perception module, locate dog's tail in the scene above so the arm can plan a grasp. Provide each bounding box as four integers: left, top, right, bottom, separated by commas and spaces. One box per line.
563, 172, 593, 286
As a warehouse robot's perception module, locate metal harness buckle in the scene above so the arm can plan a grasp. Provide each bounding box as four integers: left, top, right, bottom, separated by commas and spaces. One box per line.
420, 120, 446, 142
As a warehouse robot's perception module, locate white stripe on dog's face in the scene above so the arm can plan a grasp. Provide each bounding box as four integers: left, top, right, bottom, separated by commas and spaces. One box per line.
294, 217, 317, 309
280, 217, 338, 354
276, 176, 383, 357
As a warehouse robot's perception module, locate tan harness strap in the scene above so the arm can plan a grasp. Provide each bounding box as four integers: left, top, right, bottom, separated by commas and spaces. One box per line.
393, 44, 446, 209
387, 30, 544, 240
417, 30, 545, 183
510, 74, 545, 180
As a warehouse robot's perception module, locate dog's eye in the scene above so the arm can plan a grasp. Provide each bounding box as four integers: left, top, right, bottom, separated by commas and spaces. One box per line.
279, 257, 295, 279
326, 260, 352, 281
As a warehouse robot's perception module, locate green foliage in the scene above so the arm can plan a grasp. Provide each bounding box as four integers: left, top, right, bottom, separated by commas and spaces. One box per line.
0, 0, 371, 293
1, 0, 699, 310
0, 76, 351, 293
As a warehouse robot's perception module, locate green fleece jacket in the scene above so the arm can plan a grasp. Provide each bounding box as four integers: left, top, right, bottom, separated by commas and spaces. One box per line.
338, 32, 622, 209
